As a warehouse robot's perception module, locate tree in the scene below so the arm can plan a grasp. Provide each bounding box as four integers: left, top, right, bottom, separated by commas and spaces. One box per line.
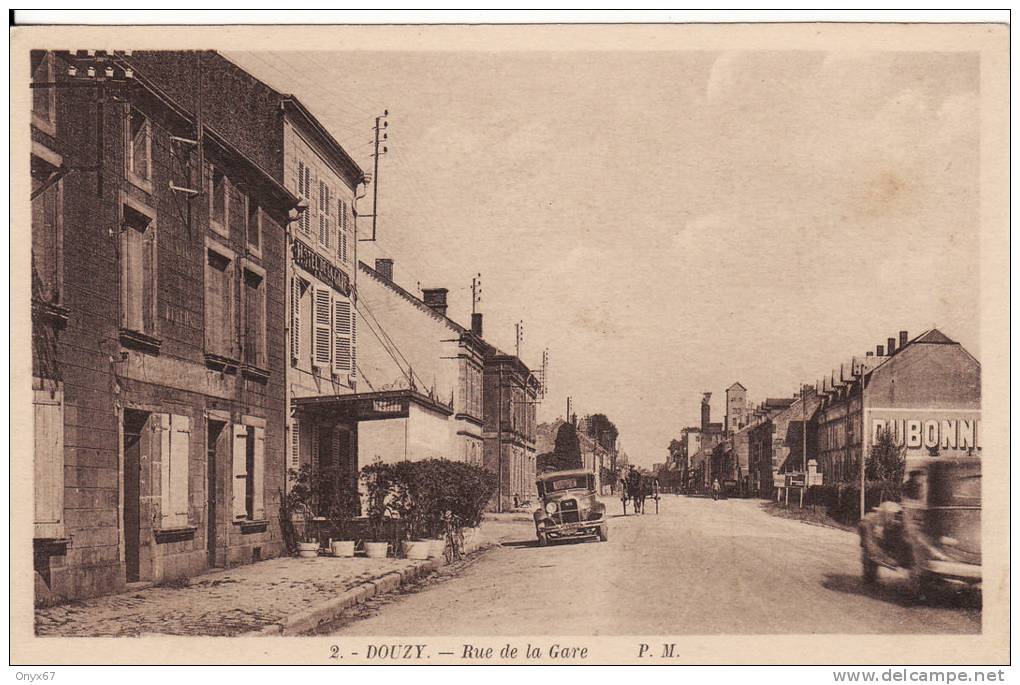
866, 427, 906, 482
552, 422, 582, 469
586, 413, 618, 451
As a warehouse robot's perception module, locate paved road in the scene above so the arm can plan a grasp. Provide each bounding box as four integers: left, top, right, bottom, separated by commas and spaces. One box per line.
332, 495, 980, 635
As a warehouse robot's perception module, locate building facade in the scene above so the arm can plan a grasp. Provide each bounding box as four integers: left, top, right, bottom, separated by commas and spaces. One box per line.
127, 51, 366, 502
354, 260, 486, 466
815, 329, 981, 485
483, 353, 540, 510
32, 51, 297, 604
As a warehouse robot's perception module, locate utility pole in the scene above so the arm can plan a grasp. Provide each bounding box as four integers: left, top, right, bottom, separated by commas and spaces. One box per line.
515, 320, 523, 358
471, 273, 482, 315
359, 110, 388, 242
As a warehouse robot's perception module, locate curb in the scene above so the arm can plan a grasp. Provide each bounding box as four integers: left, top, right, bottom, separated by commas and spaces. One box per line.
253, 552, 467, 636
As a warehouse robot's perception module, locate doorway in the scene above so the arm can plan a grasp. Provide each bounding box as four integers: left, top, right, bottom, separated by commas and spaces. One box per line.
206, 420, 227, 567
123, 410, 149, 583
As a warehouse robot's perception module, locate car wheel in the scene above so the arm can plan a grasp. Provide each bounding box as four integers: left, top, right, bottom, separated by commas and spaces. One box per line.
598, 524, 608, 542
861, 551, 878, 585
909, 566, 940, 603
537, 533, 548, 547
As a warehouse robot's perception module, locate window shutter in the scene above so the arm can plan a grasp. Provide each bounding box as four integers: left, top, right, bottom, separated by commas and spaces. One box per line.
33, 389, 64, 538
289, 418, 301, 472
333, 298, 352, 375
318, 180, 327, 247
311, 424, 320, 469
290, 276, 302, 363
158, 413, 172, 526
312, 287, 332, 367
232, 423, 248, 519
253, 426, 265, 520
170, 414, 191, 527
332, 425, 343, 474
350, 303, 357, 379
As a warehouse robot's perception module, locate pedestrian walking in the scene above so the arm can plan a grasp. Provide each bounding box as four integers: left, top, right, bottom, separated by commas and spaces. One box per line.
711, 478, 721, 501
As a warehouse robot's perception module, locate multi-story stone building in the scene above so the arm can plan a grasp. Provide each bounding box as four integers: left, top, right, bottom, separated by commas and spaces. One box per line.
127, 51, 366, 501
483, 352, 540, 511
815, 329, 981, 485
31, 51, 297, 604
747, 391, 819, 498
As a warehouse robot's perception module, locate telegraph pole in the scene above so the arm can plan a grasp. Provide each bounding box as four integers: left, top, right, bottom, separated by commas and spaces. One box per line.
515, 320, 523, 358
472, 274, 482, 315
360, 110, 388, 242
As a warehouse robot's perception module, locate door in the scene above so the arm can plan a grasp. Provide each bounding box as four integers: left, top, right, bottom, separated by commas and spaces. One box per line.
207, 420, 227, 566
123, 410, 149, 582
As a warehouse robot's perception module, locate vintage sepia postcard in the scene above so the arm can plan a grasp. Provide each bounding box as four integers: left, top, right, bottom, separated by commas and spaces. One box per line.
9, 17, 1010, 668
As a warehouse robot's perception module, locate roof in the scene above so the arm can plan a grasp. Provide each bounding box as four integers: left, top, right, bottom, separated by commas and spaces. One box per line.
912, 328, 956, 345
536, 469, 595, 481
727, 382, 747, 391
764, 397, 796, 409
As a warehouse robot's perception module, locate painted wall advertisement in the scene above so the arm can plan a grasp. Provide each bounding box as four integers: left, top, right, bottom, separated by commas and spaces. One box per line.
866, 407, 981, 455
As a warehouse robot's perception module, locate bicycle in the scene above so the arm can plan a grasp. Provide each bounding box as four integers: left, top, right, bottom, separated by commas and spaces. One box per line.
442, 510, 464, 564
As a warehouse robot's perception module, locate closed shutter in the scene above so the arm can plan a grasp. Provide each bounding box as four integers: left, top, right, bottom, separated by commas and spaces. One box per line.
318, 180, 327, 248
332, 425, 343, 475
232, 423, 248, 519
158, 413, 172, 525
169, 414, 191, 527
252, 426, 265, 520
350, 303, 357, 379
290, 276, 302, 362
289, 418, 301, 472
333, 297, 352, 375
33, 389, 64, 538
312, 287, 332, 367
311, 424, 320, 469
338, 199, 348, 262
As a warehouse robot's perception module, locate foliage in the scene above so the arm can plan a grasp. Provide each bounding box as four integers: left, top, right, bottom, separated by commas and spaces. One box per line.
585, 413, 619, 451
805, 480, 904, 525
866, 427, 906, 501
552, 423, 582, 469
537, 450, 580, 473
360, 459, 497, 543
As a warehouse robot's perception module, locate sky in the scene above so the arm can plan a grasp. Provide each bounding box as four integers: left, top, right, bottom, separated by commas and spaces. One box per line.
227, 49, 980, 468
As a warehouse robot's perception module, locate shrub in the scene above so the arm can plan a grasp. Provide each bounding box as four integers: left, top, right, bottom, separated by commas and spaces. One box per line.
806, 480, 904, 525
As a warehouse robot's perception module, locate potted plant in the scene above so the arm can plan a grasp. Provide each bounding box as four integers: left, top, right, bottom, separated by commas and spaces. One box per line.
283, 466, 321, 558
361, 462, 395, 559
322, 466, 360, 558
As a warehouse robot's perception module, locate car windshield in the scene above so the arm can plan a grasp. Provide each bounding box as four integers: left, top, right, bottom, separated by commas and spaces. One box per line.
544, 476, 589, 493
928, 464, 981, 507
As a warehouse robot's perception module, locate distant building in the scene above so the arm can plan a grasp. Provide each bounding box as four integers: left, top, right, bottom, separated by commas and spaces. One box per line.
725, 382, 749, 432
747, 390, 820, 498
483, 352, 540, 510
815, 329, 980, 485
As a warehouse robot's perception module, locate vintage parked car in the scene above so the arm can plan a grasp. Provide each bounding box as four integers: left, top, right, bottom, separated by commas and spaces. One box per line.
859, 457, 981, 599
533, 469, 607, 546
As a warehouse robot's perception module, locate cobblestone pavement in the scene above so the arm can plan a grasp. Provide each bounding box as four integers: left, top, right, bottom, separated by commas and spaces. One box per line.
35, 555, 426, 637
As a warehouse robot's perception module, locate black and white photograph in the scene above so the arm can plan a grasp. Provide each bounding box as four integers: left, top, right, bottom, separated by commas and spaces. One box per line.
10, 13, 1010, 669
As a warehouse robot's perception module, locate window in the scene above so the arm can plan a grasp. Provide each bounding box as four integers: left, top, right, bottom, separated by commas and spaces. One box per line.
126, 109, 152, 190
246, 198, 261, 253
209, 166, 228, 236
120, 200, 157, 336
312, 286, 332, 368
233, 422, 265, 521
31, 51, 56, 135
296, 160, 312, 235
159, 413, 191, 528
338, 198, 349, 263
205, 243, 235, 359
242, 264, 266, 369
318, 181, 332, 250
31, 148, 63, 305
290, 276, 307, 364
333, 297, 354, 376
34, 385, 64, 538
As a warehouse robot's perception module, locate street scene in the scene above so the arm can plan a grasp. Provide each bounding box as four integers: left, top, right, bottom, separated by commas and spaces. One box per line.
20, 22, 998, 661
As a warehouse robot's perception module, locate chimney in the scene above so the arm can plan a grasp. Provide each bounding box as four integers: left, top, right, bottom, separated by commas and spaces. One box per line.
899, 330, 908, 349
876, 344, 884, 356
375, 258, 393, 281
701, 392, 712, 431
471, 312, 483, 337
421, 288, 448, 317
887, 337, 896, 355
866, 351, 874, 357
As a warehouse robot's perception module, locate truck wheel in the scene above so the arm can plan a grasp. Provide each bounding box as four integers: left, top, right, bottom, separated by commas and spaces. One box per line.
910, 567, 939, 603
598, 524, 608, 542
861, 552, 878, 585
537, 533, 548, 547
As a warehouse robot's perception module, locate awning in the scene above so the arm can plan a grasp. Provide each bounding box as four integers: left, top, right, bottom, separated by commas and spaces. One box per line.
292, 389, 454, 422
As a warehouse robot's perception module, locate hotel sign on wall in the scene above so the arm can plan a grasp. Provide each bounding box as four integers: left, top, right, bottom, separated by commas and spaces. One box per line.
868, 408, 981, 452
293, 239, 351, 295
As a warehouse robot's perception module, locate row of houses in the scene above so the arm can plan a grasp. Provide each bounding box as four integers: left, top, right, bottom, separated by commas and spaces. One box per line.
30, 49, 539, 605
671, 328, 981, 498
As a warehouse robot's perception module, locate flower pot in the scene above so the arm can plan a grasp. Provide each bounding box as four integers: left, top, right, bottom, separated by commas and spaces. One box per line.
428, 538, 446, 559
364, 541, 389, 559
330, 540, 355, 558
297, 541, 319, 559
404, 540, 431, 560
